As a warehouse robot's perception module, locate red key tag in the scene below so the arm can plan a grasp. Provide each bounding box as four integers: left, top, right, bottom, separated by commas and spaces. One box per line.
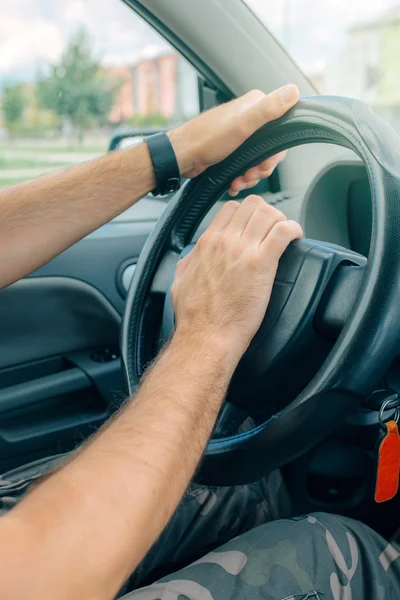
375, 419, 400, 503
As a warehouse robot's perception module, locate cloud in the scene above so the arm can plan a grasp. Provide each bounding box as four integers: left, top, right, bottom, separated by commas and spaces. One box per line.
0, 17, 63, 77
63, 1, 90, 24
0, 0, 171, 82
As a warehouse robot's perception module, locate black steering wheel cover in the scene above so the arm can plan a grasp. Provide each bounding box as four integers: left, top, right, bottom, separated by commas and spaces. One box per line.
122, 96, 400, 484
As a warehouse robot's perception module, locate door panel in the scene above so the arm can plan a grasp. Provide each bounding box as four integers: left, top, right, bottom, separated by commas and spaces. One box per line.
0, 277, 120, 368
0, 0, 205, 473
29, 201, 165, 314
0, 275, 128, 471
0, 199, 165, 469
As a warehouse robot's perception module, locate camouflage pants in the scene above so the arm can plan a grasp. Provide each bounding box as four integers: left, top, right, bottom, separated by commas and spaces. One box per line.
123, 473, 400, 600
0, 455, 399, 599
124, 509, 400, 600
120, 481, 400, 600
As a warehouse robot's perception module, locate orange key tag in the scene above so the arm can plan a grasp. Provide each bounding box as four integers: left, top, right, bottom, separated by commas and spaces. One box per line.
375, 419, 400, 503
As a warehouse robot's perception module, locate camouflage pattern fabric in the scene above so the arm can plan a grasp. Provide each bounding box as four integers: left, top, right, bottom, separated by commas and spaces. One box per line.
124, 470, 292, 591
0, 454, 399, 599
125, 513, 400, 600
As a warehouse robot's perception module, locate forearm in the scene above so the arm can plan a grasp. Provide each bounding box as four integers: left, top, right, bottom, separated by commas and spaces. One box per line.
0, 85, 299, 290
0, 143, 155, 288
0, 332, 237, 600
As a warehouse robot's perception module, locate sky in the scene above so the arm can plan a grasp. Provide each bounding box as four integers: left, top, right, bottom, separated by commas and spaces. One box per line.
1, 0, 400, 85
0, 0, 170, 83
245, 0, 400, 74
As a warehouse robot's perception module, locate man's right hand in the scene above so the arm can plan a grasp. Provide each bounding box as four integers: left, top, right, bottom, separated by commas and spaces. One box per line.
171, 195, 303, 361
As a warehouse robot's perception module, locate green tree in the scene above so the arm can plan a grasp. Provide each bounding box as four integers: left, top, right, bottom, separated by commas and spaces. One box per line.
36, 29, 119, 143
1, 84, 26, 136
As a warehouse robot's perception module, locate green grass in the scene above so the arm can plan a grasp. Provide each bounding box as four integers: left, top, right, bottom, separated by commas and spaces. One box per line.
0, 156, 72, 169
0, 145, 106, 154
0, 177, 31, 187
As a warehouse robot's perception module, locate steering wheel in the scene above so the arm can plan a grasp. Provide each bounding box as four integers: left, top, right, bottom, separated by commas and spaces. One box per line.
121, 96, 400, 486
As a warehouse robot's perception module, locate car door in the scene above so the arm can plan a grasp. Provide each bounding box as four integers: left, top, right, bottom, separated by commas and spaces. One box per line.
0, 0, 206, 472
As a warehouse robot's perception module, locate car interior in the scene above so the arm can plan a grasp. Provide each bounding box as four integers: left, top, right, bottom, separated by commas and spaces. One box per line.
0, 0, 399, 559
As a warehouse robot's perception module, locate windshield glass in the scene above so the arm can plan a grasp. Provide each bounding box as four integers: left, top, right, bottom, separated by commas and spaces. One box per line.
244, 0, 400, 131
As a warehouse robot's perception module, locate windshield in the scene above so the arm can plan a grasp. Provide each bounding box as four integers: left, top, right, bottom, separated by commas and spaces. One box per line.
244, 0, 400, 132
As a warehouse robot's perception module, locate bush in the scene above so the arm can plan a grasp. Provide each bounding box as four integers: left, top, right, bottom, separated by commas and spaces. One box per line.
128, 113, 167, 128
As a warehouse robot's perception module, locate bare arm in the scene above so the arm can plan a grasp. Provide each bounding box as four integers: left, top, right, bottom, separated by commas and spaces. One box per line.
0, 85, 298, 289
1, 333, 237, 600
0, 85, 302, 600
0, 199, 302, 600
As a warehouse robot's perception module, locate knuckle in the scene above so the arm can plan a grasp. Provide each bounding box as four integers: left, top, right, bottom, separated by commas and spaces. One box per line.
271, 207, 287, 221
234, 116, 252, 142
245, 89, 265, 102
224, 200, 240, 212
198, 231, 211, 248
247, 250, 261, 270
243, 194, 264, 208
261, 93, 284, 120
287, 220, 303, 237
273, 220, 292, 236
170, 281, 178, 301
214, 230, 230, 249
261, 167, 275, 178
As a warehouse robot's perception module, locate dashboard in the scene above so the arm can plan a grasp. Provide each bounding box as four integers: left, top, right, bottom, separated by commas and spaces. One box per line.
302, 158, 372, 257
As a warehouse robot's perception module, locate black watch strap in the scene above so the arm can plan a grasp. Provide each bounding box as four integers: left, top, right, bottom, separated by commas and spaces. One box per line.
145, 132, 182, 196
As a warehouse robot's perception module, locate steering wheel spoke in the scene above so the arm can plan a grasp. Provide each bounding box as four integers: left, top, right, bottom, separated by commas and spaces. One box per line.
150, 250, 180, 295
315, 261, 367, 339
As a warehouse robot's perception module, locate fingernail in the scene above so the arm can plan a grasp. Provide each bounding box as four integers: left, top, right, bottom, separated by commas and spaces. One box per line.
279, 84, 299, 105
277, 150, 288, 161
229, 190, 238, 197
234, 182, 247, 192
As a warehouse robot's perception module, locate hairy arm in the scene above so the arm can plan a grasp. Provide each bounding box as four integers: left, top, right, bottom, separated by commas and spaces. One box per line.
0, 84, 302, 600
0, 144, 156, 288
0, 85, 298, 288
0, 194, 302, 600
0, 332, 237, 600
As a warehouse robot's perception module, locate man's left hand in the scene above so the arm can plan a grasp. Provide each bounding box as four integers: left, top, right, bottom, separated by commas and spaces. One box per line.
167, 85, 299, 195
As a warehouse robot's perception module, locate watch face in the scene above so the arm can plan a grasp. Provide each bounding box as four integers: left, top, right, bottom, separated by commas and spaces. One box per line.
165, 177, 181, 194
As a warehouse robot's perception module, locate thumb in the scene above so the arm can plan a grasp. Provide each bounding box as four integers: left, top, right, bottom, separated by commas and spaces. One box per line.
243, 84, 299, 134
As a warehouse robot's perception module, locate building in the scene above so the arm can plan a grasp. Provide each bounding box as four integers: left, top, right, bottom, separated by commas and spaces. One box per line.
324, 6, 400, 129
107, 53, 199, 125
106, 67, 135, 123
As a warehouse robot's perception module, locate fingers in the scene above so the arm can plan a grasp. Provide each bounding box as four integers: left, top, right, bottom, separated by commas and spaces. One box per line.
227, 194, 283, 236
254, 84, 299, 125
205, 200, 240, 232
228, 84, 298, 197
221, 194, 301, 256
242, 205, 286, 246
229, 151, 288, 196
197, 195, 302, 266
235, 85, 299, 139
261, 220, 303, 261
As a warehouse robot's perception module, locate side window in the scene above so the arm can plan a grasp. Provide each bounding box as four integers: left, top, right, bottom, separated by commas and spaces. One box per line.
0, 0, 200, 188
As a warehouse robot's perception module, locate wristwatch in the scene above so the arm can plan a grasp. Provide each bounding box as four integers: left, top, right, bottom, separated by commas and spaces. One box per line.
145, 132, 182, 196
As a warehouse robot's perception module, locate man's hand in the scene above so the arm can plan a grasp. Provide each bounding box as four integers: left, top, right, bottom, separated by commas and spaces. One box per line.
0, 85, 298, 291
0, 195, 302, 600
168, 85, 299, 195
172, 195, 303, 359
